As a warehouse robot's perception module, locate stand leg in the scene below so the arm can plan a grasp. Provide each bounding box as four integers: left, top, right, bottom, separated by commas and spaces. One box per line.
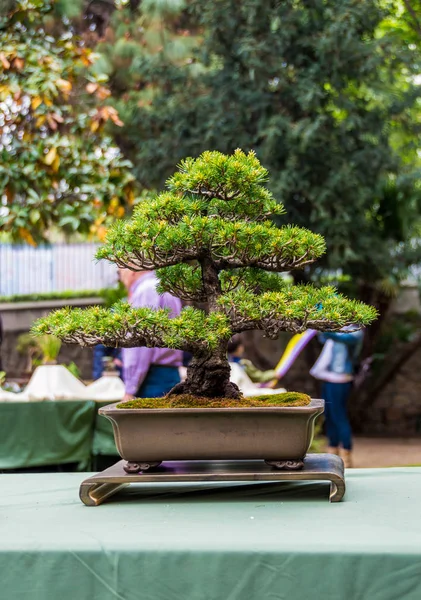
123, 461, 162, 474
80, 482, 129, 506
329, 479, 346, 503
265, 460, 304, 471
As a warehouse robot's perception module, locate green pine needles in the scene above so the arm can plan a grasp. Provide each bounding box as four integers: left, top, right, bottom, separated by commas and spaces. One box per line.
34, 150, 377, 398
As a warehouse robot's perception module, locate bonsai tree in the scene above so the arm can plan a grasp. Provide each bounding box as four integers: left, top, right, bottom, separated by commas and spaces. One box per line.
34, 150, 376, 399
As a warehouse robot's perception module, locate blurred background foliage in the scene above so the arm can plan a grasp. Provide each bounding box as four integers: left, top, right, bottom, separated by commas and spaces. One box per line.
0, 0, 137, 244
40, 0, 421, 295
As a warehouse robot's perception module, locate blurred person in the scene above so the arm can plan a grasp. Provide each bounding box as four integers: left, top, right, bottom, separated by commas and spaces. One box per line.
310, 327, 363, 468
92, 274, 125, 380
92, 344, 122, 380
0, 313, 3, 372
119, 268, 182, 400
227, 334, 277, 384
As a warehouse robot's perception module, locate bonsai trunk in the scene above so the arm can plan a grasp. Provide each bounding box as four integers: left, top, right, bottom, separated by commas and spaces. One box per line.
169, 348, 241, 399
168, 256, 241, 398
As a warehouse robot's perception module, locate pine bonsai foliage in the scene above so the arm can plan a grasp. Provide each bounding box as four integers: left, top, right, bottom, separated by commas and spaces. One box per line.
34, 150, 377, 398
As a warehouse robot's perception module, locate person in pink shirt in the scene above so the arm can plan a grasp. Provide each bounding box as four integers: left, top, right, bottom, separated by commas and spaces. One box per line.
118, 269, 183, 401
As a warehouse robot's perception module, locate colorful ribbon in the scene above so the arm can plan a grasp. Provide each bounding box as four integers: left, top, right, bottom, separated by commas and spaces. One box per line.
263, 329, 317, 388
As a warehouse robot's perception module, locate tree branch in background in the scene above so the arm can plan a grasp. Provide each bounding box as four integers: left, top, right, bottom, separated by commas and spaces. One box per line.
403, 0, 421, 39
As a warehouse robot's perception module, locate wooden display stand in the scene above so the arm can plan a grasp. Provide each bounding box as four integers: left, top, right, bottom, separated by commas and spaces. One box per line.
80, 453, 345, 506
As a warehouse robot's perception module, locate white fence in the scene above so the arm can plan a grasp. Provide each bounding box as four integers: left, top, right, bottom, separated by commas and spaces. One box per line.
0, 243, 117, 296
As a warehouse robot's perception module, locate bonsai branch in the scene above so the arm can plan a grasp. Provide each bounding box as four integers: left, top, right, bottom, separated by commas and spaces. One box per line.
229, 315, 357, 338
190, 186, 241, 202
55, 330, 170, 349
109, 248, 200, 271
214, 252, 314, 272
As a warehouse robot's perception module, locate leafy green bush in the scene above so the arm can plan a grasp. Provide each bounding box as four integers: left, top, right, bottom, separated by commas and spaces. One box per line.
37, 335, 62, 364
0, 287, 127, 305
0, 290, 100, 303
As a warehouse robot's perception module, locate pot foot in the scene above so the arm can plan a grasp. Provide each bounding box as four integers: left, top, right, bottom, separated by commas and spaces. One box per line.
123, 461, 162, 474
265, 460, 304, 471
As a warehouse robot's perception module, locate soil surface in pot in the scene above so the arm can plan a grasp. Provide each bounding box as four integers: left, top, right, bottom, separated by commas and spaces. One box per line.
117, 392, 311, 409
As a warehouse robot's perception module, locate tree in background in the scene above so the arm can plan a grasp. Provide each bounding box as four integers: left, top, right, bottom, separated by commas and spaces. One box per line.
6, 0, 419, 292
82, 0, 201, 176
80, 1, 421, 299
0, 0, 136, 244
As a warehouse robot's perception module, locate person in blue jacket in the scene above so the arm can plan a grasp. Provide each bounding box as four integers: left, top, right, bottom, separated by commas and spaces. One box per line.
310, 327, 363, 468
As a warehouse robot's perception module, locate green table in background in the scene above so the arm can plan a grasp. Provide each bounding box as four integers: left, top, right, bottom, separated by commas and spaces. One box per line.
1, 468, 421, 600
0, 400, 96, 470
92, 400, 119, 460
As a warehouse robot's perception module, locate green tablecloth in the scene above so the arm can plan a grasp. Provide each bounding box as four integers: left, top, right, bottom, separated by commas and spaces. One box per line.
0, 400, 96, 469
92, 400, 119, 456
1, 468, 421, 600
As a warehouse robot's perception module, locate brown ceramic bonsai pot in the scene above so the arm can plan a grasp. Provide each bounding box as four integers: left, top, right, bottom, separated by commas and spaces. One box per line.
99, 398, 324, 473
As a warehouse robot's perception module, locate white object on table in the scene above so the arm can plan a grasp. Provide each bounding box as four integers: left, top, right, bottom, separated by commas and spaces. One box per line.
229, 362, 286, 397
85, 375, 125, 401
0, 365, 125, 402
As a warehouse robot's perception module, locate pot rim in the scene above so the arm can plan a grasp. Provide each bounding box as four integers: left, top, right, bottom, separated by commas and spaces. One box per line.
99, 398, 324, 416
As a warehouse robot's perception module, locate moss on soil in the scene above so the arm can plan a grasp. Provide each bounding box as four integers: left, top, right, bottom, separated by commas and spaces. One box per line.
117, 392, 311, 409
